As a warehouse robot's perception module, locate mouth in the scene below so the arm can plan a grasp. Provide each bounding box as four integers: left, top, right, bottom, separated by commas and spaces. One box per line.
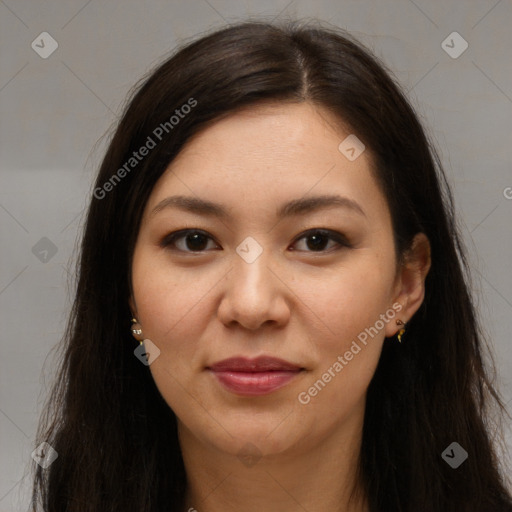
207, 356, 305, 396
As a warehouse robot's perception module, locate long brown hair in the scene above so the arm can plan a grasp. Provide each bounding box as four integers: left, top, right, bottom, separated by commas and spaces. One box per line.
31, 20, 512, 511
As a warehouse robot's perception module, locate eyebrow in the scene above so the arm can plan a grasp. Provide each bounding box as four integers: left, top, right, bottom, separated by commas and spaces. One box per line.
150, 194, 366, 219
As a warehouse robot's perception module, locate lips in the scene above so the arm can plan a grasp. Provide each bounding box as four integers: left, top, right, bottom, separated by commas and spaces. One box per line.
209, 356, 302, 372
207, 356, 304, 396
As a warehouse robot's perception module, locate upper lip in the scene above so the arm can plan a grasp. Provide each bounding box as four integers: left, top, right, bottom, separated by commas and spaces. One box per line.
208, 356, 302, 372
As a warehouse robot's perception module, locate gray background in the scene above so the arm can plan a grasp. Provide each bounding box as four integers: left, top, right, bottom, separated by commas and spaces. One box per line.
1, 0, 511, 509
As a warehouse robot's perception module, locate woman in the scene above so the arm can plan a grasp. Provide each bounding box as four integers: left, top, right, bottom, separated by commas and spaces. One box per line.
31, 21, 512, 511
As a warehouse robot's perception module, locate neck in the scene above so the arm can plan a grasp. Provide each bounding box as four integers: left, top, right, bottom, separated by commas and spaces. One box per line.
178, 406, 369, 512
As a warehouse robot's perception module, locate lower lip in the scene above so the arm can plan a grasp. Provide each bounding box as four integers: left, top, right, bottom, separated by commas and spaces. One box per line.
209, 370, 301, 396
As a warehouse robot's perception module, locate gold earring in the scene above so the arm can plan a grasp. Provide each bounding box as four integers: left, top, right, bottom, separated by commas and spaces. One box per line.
396, 319, 406, 343
131, 318, 144, 345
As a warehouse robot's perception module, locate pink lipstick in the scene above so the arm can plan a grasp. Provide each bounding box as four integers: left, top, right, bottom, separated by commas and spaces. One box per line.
208, 356, 303, 396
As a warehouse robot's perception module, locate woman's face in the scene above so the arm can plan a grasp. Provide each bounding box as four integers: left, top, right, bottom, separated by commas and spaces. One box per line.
130, 102, 408, 460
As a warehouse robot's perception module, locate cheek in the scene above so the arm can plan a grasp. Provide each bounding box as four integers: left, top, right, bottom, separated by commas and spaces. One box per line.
133, 264, 208, 340
292, 251, 396, 404
131, 259, 213, 409
294, 268, 392, 414
131, 250, 226, 378
294, 251, 396, 345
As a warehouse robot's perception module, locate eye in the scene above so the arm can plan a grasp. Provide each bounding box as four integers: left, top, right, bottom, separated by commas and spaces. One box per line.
160, 229, 219, 253
290, 229, 351, 253
160, 228, 351, 254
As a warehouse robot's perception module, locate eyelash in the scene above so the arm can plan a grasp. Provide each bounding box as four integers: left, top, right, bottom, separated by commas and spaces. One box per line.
159, 228, 352, 254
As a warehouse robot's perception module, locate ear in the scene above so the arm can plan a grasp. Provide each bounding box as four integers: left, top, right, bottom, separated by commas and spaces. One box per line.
385, 232, 431, 337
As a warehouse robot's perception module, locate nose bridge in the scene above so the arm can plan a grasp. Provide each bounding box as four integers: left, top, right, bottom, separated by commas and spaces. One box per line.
218, 235, 289, 329
233, 236, 274, 302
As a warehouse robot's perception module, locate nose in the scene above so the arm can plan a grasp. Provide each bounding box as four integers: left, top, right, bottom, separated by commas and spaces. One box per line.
216, 247, 291, 331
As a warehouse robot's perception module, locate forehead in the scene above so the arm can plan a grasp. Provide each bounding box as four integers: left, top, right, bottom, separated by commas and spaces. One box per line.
176, 101, 351, 166
143, 101, 388, 224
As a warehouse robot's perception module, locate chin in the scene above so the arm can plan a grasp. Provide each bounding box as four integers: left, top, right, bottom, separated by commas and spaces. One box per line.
188, 415, 303, 460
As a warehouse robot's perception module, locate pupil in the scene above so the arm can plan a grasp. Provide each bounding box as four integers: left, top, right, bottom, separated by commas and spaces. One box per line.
307, 233, 327, 251
187, 232, 207, 251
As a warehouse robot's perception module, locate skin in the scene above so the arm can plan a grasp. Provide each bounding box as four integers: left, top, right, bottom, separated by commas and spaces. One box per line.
129, 101, 431, 512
